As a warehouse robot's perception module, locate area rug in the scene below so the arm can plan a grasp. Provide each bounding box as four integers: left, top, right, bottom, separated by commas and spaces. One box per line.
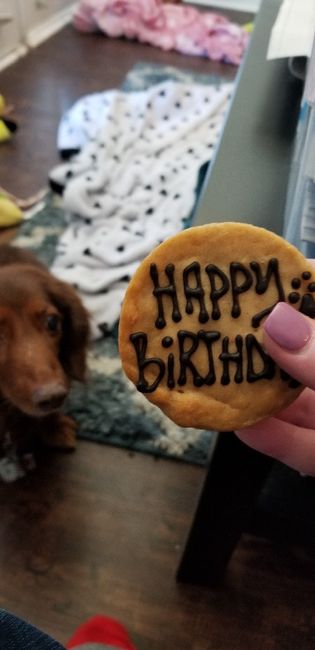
11, 62, 228, 467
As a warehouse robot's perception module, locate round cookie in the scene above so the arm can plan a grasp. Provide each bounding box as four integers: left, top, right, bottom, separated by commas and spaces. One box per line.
119, 223, 315, 431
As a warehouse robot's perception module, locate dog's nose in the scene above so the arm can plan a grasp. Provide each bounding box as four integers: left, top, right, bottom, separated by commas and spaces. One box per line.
32, 384, 67, 412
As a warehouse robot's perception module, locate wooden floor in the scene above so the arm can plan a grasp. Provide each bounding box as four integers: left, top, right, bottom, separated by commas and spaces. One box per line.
1, 17, 315, 650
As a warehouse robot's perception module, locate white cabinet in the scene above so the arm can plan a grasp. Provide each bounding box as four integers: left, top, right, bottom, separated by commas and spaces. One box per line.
18, 0, 75, 47
0, 0, 75, 70
0, 0, 24, 64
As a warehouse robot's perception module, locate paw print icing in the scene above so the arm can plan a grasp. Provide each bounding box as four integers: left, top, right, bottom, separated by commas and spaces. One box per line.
287, 271, 315, 317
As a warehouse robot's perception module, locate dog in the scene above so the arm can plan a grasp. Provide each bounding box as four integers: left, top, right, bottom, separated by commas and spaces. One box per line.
0, 244, 89, 451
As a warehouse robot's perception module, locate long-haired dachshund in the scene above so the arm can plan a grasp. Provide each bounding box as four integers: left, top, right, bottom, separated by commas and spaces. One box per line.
0, 244, 89, 451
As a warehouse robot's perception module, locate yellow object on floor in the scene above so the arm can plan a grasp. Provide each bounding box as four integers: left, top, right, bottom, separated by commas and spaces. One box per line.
0, 119, 11, 142
0, 94, 6, 113
0, 93, 18, 142
0, 194, 23, 227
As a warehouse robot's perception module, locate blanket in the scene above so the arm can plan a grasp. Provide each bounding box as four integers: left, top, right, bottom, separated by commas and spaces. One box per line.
50, 79, 233, 338
73, 0, 249, 65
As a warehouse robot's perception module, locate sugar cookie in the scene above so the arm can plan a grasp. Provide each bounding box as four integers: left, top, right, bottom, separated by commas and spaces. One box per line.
119, 223, 315, 430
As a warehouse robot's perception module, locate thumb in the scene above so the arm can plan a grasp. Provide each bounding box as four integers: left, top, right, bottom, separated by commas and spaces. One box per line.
263, 302, 315, 389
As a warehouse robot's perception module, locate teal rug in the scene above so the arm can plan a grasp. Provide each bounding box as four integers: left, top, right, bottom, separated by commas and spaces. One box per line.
13, 62, 225, 465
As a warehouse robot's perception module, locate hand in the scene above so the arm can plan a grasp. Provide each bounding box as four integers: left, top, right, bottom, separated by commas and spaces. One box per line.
236, 301, 315, 476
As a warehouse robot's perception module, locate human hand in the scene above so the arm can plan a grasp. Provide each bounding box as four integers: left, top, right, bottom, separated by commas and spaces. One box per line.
235, 300, 315, 475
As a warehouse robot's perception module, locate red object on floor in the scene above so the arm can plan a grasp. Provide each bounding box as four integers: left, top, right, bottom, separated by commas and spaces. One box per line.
66, 614, 136, 650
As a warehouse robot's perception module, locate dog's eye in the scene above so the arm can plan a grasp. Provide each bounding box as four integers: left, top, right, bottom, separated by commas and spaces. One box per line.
45, 314, 60, 334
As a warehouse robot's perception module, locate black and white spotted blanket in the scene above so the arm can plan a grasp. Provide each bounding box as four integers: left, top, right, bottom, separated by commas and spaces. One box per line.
49, 80, 233, 338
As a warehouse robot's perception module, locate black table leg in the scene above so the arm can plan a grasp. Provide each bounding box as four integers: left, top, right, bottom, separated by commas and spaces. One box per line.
176, 432, 274, 587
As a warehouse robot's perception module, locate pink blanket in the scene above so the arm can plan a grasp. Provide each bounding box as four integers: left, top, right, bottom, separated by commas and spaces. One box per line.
73, 0, 249, 65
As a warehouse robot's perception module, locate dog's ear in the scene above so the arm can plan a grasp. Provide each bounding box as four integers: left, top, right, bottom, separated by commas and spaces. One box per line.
48, 277, 90, 381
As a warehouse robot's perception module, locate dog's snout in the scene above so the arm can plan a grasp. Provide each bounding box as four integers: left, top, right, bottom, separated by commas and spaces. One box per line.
32, 384, 67, 412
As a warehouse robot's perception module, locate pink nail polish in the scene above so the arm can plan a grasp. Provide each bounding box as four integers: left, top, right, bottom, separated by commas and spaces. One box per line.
264, 302, 311, 350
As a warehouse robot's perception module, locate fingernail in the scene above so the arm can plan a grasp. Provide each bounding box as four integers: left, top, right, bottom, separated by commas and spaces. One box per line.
264, 302, 311, 350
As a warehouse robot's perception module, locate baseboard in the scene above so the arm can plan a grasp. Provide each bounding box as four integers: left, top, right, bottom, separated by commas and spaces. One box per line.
25, 3, 76, 48
183, 0, 260, 13
0, 44, 28, 72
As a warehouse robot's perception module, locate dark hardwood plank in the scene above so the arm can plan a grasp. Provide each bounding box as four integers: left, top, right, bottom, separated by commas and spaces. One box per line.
0, 444, 206, 648
1, 443, 315, 649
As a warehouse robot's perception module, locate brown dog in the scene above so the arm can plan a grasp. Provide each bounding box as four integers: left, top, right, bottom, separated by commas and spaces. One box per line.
0, 244, 89, 451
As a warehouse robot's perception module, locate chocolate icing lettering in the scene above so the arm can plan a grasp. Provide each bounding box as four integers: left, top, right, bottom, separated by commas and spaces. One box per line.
246, 334, 275, 382
167, 353, 175, 388
205, 264, 230, 320
178, 330, 204, 387
183, 262, 209, 323
219, 335, 243, 385
250, 258, 285, 327
230, 262, 253, 318
251, 306, 276, 329
130, 332, 165, 392
130, 330, 301, 393
250, 258, 284, 295
130, 257, 314, 394
198, 330, 221, 385
150, 263, 181, 329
